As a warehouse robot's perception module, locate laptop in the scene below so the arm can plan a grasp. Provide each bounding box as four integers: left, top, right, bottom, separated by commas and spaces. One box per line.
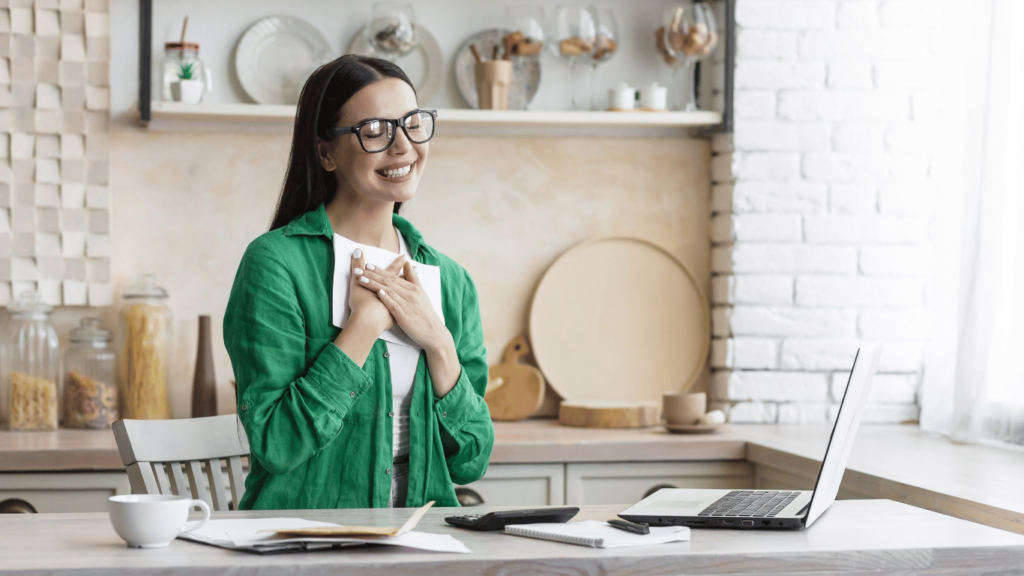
619, 343, 882, 530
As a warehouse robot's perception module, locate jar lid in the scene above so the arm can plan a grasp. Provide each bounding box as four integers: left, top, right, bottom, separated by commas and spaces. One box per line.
70, 318, 111, 342
165, 41, 200, 52
123, 273, 169, 299
7, 290, 52, 315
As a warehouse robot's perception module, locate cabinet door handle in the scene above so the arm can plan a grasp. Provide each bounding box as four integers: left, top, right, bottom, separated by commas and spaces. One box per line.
0, 498, 38, 514
643, 484, 678, 499
454, 487, 485, 507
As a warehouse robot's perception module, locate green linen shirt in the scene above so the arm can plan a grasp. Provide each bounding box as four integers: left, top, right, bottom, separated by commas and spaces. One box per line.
223, 203, 493, 510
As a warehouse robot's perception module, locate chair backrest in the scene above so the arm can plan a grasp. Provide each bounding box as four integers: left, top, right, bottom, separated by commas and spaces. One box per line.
112, 415, 251, 511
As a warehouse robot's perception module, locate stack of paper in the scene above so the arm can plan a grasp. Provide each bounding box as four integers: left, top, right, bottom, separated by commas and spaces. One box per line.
505, 520, 690, 549
180, 518, 470, 555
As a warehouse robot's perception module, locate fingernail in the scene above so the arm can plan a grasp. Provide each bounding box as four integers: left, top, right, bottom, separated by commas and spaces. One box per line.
366, 263, 376, 271
379, 289, 387, 296
359, 277, 369, 284
353, 248, 361, 258
353, 268, 363, 276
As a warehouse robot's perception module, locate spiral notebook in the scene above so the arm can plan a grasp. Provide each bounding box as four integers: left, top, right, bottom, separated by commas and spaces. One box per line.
504, 520, 690, 549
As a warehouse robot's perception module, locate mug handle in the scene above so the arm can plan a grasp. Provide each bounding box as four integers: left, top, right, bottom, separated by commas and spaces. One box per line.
179, 499, 212, 535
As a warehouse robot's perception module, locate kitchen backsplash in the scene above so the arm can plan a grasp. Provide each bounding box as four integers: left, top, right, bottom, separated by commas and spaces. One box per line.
31, 130, 711, 418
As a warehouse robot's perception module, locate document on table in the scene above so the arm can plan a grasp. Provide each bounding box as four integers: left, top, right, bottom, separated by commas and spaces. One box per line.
179, 518, 470, 555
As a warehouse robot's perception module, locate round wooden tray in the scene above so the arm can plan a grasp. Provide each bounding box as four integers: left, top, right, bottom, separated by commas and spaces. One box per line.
528, 236, 709, 404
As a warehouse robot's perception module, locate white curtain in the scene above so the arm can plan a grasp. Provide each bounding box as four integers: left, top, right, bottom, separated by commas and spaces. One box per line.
920, 0, 1024, 445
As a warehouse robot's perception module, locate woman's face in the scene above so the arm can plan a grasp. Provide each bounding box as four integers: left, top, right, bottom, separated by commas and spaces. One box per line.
319, 78, 427, 206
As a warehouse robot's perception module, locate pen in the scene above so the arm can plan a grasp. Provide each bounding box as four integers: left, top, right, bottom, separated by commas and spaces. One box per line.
607, 518, 650, 535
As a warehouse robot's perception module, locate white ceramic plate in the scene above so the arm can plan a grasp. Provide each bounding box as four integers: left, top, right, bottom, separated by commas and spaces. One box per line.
346, 25, 443, 106
235, 16, 333, 105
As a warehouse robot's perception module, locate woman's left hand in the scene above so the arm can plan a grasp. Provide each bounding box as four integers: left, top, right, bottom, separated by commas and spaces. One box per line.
353, 255, 449, 353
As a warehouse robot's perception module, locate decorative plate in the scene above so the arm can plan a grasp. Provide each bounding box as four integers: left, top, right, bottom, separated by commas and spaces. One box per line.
235, 16, 333, 105
346, 24, 443, 106
454, 28, 541, 110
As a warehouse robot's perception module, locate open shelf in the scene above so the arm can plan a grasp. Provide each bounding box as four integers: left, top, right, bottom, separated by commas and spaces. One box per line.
144, 101, 723, 137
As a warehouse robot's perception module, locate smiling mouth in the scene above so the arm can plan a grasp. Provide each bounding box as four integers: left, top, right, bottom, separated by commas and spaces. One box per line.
375, 162, 415, 181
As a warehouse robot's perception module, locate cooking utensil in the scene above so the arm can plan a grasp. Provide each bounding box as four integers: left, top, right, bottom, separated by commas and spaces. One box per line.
528, 237, 709, 405
484, 335, 545, 421
454, 28, 540, 110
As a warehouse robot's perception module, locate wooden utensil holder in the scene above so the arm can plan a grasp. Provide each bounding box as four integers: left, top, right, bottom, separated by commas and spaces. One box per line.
474, 60, 513, 110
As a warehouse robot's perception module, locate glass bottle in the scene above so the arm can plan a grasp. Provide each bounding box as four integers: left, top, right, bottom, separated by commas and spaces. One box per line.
1, 291, 60, 431
117, 274, 172, 420
160, 41, 212, 103
63, 318, 119, 429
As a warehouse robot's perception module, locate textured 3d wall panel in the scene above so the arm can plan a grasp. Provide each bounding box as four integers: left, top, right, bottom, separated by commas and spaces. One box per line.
0, 0, 111, 307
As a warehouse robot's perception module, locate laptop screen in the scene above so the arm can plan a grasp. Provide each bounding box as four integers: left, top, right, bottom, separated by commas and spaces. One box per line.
803, 344, 882, 527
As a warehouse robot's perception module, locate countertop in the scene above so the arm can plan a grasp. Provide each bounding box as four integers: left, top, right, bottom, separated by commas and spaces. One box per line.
2, 420, 1022, 533
2, 501, 1023, 575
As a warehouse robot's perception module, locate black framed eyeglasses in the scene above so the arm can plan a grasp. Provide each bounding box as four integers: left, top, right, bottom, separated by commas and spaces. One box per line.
324, 109, 437, 153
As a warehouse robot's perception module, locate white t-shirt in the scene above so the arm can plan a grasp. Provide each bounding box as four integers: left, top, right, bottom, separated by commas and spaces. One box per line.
387, 228, 422, 461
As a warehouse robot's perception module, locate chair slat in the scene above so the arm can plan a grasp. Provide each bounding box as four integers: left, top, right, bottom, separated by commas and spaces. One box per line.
166, 462, 188, 498
205, 458, 229, 511
152, 462, 172, 495
227, 456, 246, 507
125, 462, 160, 495
186, 460, 212, 508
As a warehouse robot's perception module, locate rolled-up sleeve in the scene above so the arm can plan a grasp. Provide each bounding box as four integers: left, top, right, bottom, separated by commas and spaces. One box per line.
224, 243, 371, 476
434, 268, 494, 485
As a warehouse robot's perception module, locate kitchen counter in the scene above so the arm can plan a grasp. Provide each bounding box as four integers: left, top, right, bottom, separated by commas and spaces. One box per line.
2, 421, 1022, 533
3, 500, 1023, 575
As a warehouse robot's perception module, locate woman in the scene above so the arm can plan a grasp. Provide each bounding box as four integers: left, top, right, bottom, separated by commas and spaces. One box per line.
223, 54, 494, 510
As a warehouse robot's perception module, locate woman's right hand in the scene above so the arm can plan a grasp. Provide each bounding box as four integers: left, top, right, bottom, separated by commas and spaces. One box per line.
348, 248, 394, 335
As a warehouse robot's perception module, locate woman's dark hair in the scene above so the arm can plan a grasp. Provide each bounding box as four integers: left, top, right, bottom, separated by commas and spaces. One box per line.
270, 54, 417, 231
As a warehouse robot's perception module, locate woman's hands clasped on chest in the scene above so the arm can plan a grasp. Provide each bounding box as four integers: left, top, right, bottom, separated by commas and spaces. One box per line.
353, 254, 448, 353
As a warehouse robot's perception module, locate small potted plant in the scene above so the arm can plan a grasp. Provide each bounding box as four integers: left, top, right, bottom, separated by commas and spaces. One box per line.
170, 61, 204, 103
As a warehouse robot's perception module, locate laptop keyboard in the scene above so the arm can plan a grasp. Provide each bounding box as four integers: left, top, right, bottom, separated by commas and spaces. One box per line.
697, 490, 799, 518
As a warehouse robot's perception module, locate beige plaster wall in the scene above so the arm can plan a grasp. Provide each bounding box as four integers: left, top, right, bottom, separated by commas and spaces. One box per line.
46, 130, 710, 418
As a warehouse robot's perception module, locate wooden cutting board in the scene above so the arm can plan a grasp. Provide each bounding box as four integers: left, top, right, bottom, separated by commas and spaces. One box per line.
558, 401, 661, 428
484, 335, 546, 421
528, 237, 710, 404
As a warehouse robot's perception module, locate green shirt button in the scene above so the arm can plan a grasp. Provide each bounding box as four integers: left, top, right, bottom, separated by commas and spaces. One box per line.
241, 403, 247, 411
350, 391, 356, 398
442, 411, 447, 418
389, 411, 395, 417
384, 351, 390, 358
386, 468, 392, 475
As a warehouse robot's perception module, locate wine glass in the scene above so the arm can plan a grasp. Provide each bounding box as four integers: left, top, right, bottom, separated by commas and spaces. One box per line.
504, 5, 545, 110
366, 2, 418, 61
550, 5, 597, 111
584, 7, 619, 110
657, 3, 718, 111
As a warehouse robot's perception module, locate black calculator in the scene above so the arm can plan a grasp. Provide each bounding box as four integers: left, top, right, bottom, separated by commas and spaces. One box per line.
444, 507, 580, 531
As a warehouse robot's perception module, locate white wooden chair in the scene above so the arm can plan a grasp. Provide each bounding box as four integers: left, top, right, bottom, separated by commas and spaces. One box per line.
112, 415, 250, 511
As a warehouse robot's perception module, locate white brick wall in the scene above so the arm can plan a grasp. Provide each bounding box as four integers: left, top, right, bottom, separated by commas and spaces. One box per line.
715, 0, 935, 424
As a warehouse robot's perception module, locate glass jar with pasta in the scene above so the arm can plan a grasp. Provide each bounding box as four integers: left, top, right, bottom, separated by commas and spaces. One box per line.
117, 274, 172, 420
64, 318, 118, 429
1, 291, 61, 431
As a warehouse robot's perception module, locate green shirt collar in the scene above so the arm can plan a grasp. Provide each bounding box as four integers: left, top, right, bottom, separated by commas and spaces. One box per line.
282, 203, 430, 258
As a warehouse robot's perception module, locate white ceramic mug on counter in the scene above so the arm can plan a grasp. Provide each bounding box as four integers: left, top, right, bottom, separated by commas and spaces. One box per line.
108, 494, 211, 548
640, 82, 668, 111
608, 82, 636, 110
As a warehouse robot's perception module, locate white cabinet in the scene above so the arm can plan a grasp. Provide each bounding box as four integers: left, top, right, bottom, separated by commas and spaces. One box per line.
0, 472, 130, 513
461, 464, 565, 506
565, 461, 754, 506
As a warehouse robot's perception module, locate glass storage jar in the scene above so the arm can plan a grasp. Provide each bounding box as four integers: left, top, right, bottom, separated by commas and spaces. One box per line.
117, 274, 172, 420
1, 291, 60, 431
63, 318, 118, 429
160, 41, 212, 103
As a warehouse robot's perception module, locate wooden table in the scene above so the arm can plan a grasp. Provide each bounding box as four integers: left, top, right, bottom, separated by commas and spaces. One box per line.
3, 501, 1024, 575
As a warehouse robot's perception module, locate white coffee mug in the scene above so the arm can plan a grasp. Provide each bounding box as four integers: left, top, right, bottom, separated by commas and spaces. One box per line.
607, 82, 636, 110
108, 494, 211, 548
640, 82, 668, 111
